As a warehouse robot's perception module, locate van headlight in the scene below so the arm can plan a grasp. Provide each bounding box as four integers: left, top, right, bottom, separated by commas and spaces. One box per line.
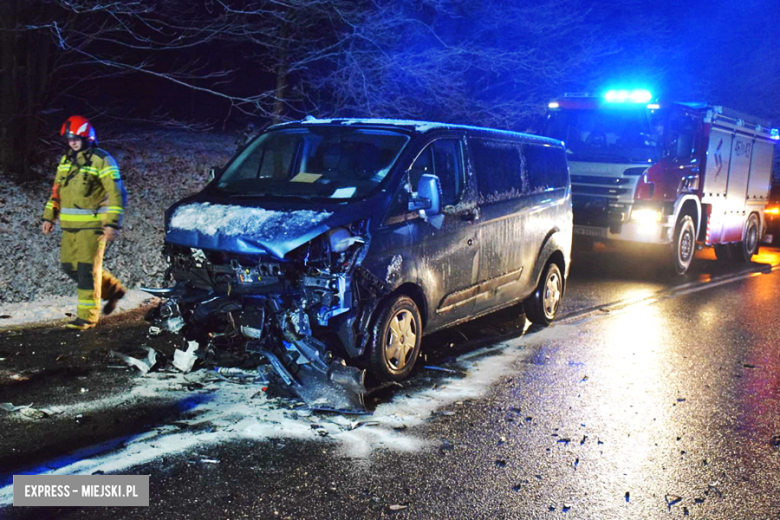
631, 208, 663, 224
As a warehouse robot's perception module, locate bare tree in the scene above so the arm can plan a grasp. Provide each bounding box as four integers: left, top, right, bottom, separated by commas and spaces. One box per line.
1, 0, 671, 177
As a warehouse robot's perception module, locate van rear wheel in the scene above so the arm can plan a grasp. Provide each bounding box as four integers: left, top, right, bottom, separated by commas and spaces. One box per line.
524, 262, 563, 326
366, 295, 422, 382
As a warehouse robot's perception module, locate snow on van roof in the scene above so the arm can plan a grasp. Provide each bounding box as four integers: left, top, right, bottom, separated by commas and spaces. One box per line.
270, 117, 562, 146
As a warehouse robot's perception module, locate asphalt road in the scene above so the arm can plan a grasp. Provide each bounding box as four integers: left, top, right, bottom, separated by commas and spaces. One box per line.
1, 246, 779, 519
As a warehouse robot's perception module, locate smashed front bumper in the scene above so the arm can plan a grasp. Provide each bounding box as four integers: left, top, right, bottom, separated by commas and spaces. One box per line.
142, 242, 369, 413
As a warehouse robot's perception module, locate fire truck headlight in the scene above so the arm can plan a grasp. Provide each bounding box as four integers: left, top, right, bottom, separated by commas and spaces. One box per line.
631, 208, 663, 224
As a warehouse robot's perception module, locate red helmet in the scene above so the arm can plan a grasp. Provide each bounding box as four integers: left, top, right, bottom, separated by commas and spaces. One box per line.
60, 115, 97, 144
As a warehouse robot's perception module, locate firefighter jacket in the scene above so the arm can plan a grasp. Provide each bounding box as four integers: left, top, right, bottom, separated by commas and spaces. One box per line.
42, 148, 127, 230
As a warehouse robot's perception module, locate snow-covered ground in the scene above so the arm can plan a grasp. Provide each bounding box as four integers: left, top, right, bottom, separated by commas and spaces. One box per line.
0, 289, 154, 328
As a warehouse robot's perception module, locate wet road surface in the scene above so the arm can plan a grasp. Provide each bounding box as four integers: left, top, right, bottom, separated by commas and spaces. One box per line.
1, 247, 779, 518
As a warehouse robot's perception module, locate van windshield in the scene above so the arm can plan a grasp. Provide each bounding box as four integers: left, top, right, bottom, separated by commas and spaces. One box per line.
545, 108, 665, 164
216, 127, 410, 199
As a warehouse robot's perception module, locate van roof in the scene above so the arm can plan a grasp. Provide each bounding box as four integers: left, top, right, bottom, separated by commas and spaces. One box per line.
269, 117, 563, 147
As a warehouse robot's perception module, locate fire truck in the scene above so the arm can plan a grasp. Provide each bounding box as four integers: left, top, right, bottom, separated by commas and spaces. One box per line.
544, 89, 778, 274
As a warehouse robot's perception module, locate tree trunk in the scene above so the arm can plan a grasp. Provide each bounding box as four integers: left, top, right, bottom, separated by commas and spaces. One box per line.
272, 21, 289, 124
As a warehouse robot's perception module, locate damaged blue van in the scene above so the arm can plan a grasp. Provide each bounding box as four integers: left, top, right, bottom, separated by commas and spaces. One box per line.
146, 118, 572, 411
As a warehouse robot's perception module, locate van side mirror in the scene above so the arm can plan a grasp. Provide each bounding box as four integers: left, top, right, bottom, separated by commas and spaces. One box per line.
408, 174, 442, 216
208, 167, 218, 182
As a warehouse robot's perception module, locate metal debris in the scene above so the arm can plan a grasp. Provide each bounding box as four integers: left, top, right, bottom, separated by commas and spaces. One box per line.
424, 365, 465, 375
111, 346, 158, 375
349, 420, 379, 431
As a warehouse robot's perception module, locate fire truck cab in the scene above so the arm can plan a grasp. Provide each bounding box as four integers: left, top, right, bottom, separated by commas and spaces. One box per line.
544, 90, 777, 274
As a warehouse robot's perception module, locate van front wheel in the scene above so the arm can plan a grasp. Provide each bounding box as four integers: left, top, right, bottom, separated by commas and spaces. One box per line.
366, 295, 423, 382
524, 262, 563, 326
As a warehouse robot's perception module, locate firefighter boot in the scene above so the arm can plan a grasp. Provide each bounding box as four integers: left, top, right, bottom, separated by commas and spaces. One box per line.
65, 318, 97, 331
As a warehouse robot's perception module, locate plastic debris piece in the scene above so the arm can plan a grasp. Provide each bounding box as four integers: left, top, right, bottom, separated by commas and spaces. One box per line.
0, 403, 32, 412
20, 407, 47, 419
424, 365, 465, 375
439, 440, 455, 454
388, 504, 408, 511
494, 459, 507, 468
200, 459, 220, 464
393, 424, 408, 431
498, 435, 507, 445
580, 435, 588, 445
173, 341, 200, 373
79, 388, 89, 393
562, 504, 571, 512
665, 495, 682, 507
742, 363, 757, 369
349, 420, 380, 431
0, 315, 10, 319
148, 326, 163, 337
625, 492, 630, 502
111, 347, 158, 375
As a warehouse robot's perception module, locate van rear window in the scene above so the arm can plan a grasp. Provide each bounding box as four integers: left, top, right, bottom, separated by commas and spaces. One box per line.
470, 139, 527, 203
522, 144, 568, 193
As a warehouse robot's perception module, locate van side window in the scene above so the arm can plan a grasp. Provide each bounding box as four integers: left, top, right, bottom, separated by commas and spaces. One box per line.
471, 138, 526, 203
522, 144, 568, 193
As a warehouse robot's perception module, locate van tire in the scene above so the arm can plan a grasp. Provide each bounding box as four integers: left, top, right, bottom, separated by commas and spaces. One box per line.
736, 213, 759, 262
524, 262, 563, 326
366, 295, 422, 382
671, 215, 696, 275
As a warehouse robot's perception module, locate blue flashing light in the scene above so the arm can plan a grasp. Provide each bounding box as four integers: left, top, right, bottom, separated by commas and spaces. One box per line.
548, 101, 560, 109
604, 89, 653, 104
771, 128, 779, 140
647, 103, 661, 110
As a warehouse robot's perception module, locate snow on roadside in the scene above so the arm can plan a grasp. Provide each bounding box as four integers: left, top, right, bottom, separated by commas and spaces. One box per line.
0, 290, 154, 328
0, 323, 575, 506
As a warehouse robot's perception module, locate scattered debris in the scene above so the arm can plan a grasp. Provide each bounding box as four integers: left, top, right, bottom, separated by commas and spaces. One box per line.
0, 403, 31, 412
770, 435, 780, 448
676, 398, 686, 402
20, 408, 47, 420
349, 420, 379, 431
111, 346, 158, 375
580, 375, 589, 382
388, 504, 408, 511
148, 326, 163, 337
55, 354, 68, 362
562, 503, 571, 512
393, 424, 408, 431
200, 459, 220, 464
573, 457, 579, 468
665, 494, 682, 508
557, 438, 571, 445
498, 435, 507, 445
173, 341, 200, 373
742, 363, 757, 369
683, 506, 690, 516
625, 492, 630, 502
580, 435, 588, 445
79, 388, 89, 393
705, 483, 723, 498
423, 365, 465, 375
494, 459, 507, 468
694, 497, 704, 504
439, 440, 455, 455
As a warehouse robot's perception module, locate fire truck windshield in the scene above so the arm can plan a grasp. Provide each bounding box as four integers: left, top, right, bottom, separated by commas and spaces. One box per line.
545, 108, 665, 164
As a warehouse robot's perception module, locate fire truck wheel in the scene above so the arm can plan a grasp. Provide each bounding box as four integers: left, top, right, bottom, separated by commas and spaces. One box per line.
736, 213, 760, 262
366, 294, 422, 382
671, 215, 696, 275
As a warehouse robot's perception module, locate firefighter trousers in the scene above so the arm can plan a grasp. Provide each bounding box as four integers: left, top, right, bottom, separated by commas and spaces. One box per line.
60, 229, 124, 323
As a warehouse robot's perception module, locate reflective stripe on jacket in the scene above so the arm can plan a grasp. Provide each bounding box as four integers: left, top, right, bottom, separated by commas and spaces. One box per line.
42, 148, 127, 229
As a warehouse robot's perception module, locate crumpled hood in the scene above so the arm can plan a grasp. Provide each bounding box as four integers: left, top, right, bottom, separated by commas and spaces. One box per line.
164, 197, 376, 260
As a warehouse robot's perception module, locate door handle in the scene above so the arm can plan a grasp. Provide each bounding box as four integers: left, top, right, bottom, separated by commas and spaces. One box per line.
467, 238, 474, 246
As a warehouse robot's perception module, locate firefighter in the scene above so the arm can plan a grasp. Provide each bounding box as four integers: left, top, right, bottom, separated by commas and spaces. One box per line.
41, 116, 128, 330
